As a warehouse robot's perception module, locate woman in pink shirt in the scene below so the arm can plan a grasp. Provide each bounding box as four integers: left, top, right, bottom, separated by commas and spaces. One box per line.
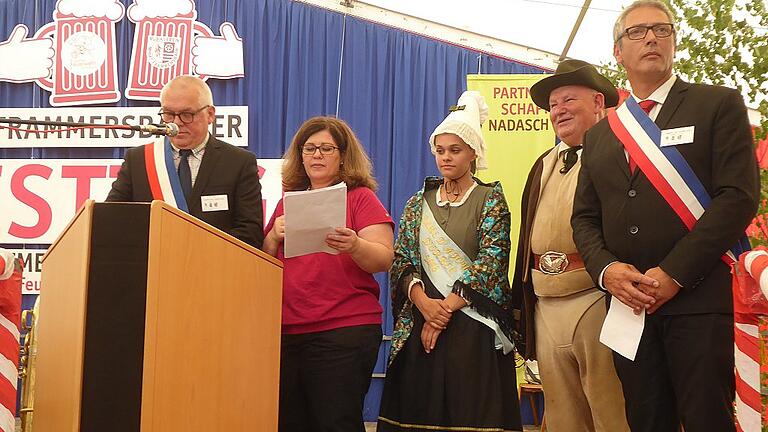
264, 117, 394, 431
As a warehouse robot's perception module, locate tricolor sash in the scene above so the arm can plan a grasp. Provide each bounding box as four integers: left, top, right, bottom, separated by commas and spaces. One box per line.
143, 138, 189, 213
607, 97, 749, 264
419, 200, 514, 354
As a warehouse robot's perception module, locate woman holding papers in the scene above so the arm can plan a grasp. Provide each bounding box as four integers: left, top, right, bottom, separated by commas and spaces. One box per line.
263, 116, 394, 432
377, 92, 521, 431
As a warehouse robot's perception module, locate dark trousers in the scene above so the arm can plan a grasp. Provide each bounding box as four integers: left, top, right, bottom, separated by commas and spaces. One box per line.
278, 324, 382, 432
613, 313, 735, 432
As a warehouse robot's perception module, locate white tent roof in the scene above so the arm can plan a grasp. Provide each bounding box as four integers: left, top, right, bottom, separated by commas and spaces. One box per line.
302, 0, 635, 69
362, 0, 632, 68
303, 0, 763, 122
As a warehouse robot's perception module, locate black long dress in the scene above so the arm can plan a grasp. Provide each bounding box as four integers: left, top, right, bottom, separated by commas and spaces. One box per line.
378, 186, 522, 431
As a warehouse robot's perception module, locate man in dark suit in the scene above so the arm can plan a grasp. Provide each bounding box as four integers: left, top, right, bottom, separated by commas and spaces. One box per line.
107, 75, 264, 249
571, 1, 759, 431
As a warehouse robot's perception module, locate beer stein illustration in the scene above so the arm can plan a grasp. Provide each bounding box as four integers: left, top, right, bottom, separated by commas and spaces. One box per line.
125, 0, 214, 100
32, 0, 124, 106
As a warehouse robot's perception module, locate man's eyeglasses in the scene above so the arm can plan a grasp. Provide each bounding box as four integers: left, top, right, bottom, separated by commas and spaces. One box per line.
158, 105, 210, 124
302, 144, 339, 155
617, 23, 674, 41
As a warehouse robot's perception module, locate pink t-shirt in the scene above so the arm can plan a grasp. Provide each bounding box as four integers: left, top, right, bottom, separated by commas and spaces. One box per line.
265, 186, 394, 334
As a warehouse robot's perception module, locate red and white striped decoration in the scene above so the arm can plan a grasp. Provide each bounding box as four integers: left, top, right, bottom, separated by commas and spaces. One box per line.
735, 248, 768, 432
744, 250, 768, 300
0, 249, 20, 432
734, 313, 761, 432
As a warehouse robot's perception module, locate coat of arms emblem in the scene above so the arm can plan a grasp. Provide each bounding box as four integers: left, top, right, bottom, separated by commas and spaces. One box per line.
146, 36, 180, 69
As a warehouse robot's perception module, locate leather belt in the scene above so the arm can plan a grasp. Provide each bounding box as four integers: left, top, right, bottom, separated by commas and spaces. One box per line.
533, 251, 585, 275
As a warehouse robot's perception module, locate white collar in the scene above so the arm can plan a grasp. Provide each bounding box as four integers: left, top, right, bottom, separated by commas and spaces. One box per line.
435, 180, 478, 207
171, 133, 210, 156
556, 141, 582, 157
631, 75, 677, 106
555, 141, 584, 159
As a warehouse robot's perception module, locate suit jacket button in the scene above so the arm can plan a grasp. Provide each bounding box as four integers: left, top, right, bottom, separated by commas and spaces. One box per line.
629, 226, 639, 235
628, 189, 637, 198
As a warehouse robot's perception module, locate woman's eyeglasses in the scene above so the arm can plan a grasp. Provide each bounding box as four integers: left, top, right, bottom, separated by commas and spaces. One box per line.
302, 144, 339, 155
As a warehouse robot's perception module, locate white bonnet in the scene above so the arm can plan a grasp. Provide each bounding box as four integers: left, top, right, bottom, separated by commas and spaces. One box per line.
428, 90, 489, 170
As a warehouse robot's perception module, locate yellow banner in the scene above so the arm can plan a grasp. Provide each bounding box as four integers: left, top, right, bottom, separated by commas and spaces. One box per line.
467, 74, 554, 274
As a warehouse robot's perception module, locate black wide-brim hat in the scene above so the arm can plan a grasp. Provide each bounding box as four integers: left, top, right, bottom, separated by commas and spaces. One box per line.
530, 59, 619, 111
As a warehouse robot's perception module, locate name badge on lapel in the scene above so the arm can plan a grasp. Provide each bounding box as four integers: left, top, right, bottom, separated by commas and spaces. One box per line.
660, 126, 695, 147
201, 194, 229, 212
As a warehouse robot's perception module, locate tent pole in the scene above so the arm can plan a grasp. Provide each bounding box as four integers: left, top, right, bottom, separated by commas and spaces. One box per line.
559, 0, 592, 62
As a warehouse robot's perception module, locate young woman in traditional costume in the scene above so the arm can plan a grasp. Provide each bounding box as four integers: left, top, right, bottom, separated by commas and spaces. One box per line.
378, 91, 522, 431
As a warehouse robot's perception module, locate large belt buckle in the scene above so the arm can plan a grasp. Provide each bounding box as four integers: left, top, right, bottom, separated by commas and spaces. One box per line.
539, 251, 569, 275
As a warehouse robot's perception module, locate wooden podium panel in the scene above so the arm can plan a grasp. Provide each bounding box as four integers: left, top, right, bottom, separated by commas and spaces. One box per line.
35, 203, 95, 432
141, 202, 283, 431
35, 201, 283, 432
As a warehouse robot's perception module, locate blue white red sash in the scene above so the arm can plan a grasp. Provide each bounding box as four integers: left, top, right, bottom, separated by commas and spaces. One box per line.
143, 138, 189, 213
607, 97, 749, 264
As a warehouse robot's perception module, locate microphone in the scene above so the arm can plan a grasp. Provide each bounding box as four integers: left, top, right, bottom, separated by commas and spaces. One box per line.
133, 123, 179, 137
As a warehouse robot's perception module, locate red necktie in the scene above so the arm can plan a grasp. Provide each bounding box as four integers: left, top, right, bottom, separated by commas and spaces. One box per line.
628, 100, 658, 173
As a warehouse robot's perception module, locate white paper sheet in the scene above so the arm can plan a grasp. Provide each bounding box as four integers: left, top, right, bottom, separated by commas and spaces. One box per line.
599, 296, 645, 361
283, 182, 347, 258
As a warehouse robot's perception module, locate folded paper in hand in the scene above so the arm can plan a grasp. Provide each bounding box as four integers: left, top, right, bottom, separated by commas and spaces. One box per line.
599, 296, 645, 361
283, 182, 347, 258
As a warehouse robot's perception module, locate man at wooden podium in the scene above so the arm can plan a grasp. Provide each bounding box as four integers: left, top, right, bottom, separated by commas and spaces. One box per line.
107, 75, 264, 249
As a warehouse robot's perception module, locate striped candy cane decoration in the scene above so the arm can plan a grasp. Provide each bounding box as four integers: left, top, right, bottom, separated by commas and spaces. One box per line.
735, 249, 768, 432
744, 250, 768, 300
0, 250, 20, 432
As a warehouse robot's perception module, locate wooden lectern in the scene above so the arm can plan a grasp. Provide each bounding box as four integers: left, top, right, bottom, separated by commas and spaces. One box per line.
34, 200, 283, 432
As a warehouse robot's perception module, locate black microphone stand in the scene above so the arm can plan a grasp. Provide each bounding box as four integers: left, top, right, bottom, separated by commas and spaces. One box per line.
0, 118, 170, 136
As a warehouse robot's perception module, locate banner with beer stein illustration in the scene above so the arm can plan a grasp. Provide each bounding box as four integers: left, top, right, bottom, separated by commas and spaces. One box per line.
0, 0, 245, 106
30, 0, 125, 106
125, 0, 245, 100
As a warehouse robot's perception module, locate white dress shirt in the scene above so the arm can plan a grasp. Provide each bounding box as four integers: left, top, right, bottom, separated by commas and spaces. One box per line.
171, 133, 209, 187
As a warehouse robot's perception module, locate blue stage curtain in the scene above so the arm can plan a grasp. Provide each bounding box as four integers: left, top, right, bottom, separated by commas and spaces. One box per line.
0, 0, 547, 420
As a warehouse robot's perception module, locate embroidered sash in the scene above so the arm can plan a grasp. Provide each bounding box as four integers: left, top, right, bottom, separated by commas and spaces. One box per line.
607, 97, 749, 264
143, 138, 189, 213
419, 200, 513, 353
